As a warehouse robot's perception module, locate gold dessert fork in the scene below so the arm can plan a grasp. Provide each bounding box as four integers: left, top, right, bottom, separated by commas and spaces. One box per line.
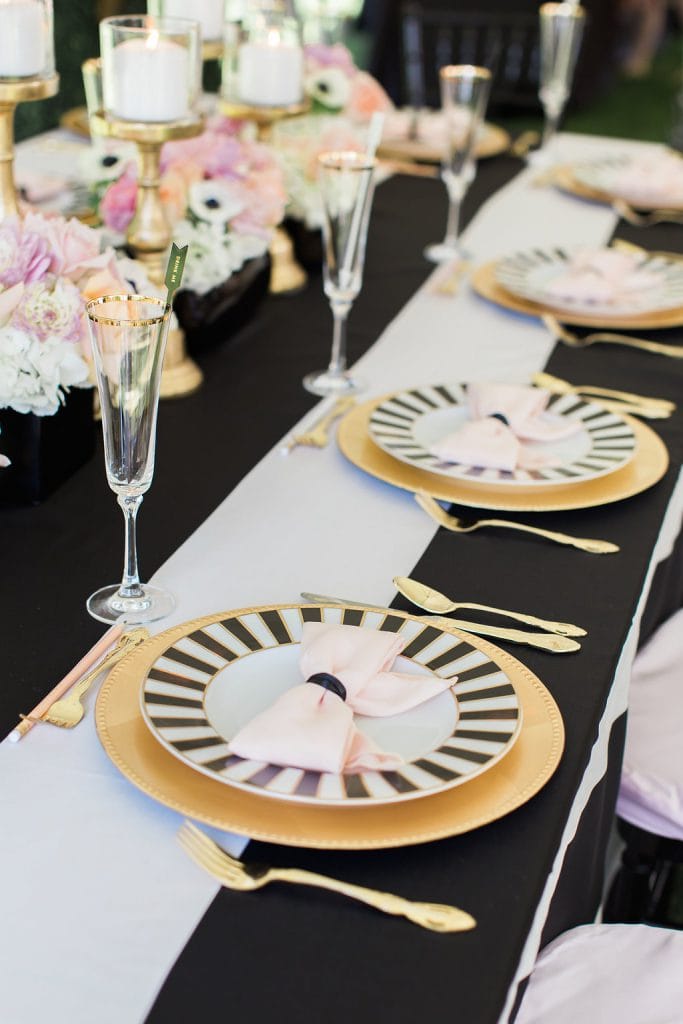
178, 822, 476, 933
415, 492, 619, 555
41, 627, 149, 728
280, 396, 356, 454
543, 314, 683, 360
532, 371, 674, 419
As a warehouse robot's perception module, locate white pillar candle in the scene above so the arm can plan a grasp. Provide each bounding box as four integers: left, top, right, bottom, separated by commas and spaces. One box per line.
0, 1, 47, 77
238, 36, 303, 107
109, 34, 190, 122
162, 0, 224, 42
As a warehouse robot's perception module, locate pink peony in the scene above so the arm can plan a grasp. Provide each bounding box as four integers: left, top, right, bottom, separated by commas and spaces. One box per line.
346, 71, 392, 121
231, 177, 286, 237
0, 219, 51, 288
162, 131, 243, 180
12, 276, 83, 343
304, 43, 355, 75
100, 169, 138, 233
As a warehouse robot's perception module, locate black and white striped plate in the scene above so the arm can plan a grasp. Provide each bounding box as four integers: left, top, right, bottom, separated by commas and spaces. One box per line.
368, 383, 637, 486
495, 246, 683, 317
140, 604, 522, 806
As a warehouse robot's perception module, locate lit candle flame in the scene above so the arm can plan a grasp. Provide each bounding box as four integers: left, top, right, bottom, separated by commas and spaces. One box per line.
145, 29, 160, 51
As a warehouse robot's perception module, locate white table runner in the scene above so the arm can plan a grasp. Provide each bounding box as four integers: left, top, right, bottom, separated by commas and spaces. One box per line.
1, 133, 668, 1024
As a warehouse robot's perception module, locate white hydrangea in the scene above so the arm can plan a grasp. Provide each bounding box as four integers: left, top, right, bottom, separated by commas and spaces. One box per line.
0, 327, 90, 416
173, 220, 269, 295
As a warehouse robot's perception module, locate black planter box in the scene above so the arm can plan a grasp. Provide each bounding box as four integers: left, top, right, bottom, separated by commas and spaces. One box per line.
284, 218, 323, 271
0, 386, 96, 506
174, 253, 271, 354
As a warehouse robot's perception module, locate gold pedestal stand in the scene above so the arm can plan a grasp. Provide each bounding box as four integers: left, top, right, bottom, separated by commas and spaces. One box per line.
91, 111, 204, 399
0, 74, 59, 220
221, 97, 310, 294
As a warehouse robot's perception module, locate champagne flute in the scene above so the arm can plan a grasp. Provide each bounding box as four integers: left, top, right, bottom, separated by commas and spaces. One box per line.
86, 294, 175, 624
424, 65, 491, 264
537, 3, 586, 160
303, 150, 376, 397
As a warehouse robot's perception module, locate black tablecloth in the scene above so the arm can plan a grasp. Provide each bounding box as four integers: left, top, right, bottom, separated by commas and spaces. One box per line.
3, 157, 683, 1024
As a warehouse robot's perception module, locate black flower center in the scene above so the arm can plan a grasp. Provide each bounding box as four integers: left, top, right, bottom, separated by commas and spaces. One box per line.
204, 198, 221, 210
102, 155, 119, 167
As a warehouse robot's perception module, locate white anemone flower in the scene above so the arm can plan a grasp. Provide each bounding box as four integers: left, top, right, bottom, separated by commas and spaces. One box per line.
305, 67, 352, 111
79, 143, 135, 184
188, 180, 246, 227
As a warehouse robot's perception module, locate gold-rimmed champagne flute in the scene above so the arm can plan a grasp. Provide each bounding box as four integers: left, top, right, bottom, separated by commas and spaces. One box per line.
537, 3, 586, 160
86, 294, 175, 624
303, 150, 376, 397
424, 64, 491, 264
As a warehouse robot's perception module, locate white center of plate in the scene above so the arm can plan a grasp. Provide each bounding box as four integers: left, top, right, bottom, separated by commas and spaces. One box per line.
203, 647, 457, 764
412, 406, 592, 468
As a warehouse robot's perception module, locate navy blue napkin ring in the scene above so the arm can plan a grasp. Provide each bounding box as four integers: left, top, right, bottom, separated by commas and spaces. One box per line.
307, 672, 347, 702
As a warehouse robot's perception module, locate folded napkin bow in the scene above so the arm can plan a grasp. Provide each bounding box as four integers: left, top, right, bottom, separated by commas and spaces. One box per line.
429, 382, 582, 472
544, 248, 660, 307
228, 621, 455, 775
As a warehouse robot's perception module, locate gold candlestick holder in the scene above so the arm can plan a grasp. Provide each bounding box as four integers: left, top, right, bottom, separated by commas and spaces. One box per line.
220, 97, 310, 294
91, 110, 204, 399
0, 74, 59, 220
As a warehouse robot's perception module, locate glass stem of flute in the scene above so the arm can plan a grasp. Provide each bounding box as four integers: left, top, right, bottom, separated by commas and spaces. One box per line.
118, 493, 144, 599
444, 191, 462, 251
329, 300, 350, 376
542, 104, 562, 149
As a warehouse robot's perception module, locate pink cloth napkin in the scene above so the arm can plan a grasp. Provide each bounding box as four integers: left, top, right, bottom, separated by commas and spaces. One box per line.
429, 382, 582, 472
543, 248, 660, 307
229, 621, 455, 774
611, 151, 683, 209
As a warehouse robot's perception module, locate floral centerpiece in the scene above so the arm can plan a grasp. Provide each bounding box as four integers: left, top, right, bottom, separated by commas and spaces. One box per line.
88, 125, 287, 298
0, 210, 159, 503
271, 45, 391, 237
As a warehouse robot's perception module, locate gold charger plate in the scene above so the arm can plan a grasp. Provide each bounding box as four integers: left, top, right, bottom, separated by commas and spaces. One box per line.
471, 260, 683, 331
96, 608, 563, 850
378, 122, 510, 165
338, 398, 668, 513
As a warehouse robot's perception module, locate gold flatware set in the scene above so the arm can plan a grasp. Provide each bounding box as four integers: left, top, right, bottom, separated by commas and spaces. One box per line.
280, 396, 356, 454
543, 313, 683, 360
533, 371, 675, 419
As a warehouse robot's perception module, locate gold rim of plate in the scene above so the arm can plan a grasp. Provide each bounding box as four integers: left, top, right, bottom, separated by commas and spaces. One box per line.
471, 259, 683, 330
337, 398, 668, 513
553, 165, 683, 214
95, 607, 563, 850
377, 122, 510, 165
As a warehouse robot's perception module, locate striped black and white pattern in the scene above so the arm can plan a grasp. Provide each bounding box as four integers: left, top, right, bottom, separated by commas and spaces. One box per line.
368, 383, 637, 485
141, 604, 522, 806
495, 245, 683, 316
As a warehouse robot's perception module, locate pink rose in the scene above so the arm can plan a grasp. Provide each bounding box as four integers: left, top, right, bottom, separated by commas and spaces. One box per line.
163, 131, 243, 179
0, 219, 51, 287
100, 169, 138, 233
346, 71, 392, 121
22, 211, 103, 282
231, 178, 286, 237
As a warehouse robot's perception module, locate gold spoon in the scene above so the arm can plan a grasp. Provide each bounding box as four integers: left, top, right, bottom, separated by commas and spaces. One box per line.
393, 576, 586, 637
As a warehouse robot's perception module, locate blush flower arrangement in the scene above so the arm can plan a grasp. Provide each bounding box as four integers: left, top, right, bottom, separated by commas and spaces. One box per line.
0, 212, 124, 417
303, 44, 392, 120
91, 125, 287, 296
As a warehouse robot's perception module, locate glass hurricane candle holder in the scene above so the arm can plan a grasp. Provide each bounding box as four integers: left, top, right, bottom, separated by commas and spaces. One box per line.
147, 0, 226, 43
0, 0, 54, 79
231, 10, 304, 108
100, 15, 201, 124
86, 294, 175, 625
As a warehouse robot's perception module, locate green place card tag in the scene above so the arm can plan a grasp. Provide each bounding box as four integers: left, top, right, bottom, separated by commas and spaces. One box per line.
164, 243, 188, 304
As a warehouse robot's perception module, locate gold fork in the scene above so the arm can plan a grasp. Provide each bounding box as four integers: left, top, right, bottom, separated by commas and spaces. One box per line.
542, 314, 683, 360
532, 370, 675, 419
41, 628, 149, 728
415, 491, 619, 555
178, 822, 476, 933
280, 396, 356, 454
613, 200, 683, 227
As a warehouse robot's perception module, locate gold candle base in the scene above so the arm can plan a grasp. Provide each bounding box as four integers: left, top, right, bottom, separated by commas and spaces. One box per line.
91, 111, 205, 399
0, 74, 59, 220
219, 96, 311, 295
